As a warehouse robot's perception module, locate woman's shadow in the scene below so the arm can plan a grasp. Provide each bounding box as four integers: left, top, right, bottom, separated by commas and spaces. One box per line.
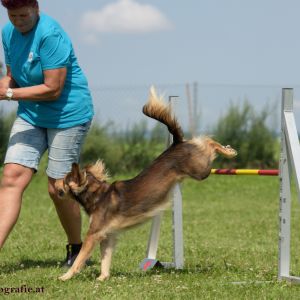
0, 258, 96, 275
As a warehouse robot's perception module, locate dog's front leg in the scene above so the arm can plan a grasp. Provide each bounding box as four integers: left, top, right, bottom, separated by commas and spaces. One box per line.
59, 234, 98, 281
97, 234, 117, 281
212, 141, 237, 158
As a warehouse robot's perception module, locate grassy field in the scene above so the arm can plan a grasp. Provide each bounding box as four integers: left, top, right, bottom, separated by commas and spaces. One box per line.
1, 169, 300, 299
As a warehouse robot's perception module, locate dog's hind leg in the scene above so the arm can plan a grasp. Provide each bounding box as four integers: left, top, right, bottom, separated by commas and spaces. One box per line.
97, 233, 117, 281
59, 233, 99, 281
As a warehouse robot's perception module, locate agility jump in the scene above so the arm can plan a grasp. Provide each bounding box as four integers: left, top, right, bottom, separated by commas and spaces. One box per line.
141, 88, 300, 285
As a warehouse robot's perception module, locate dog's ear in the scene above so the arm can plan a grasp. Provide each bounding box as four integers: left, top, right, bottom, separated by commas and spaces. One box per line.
70, 163, 85, 184
86, 160, 109, 182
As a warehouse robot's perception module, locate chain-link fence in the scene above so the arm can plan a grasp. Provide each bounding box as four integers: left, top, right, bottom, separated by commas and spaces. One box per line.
87, 83, 285, 135
2, 83, 300, 135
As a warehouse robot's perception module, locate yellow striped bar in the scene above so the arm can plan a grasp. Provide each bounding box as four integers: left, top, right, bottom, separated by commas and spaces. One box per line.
211, 169, 279, 176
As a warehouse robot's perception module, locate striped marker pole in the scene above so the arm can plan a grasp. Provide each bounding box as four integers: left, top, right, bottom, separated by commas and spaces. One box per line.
211, 169, 279, 176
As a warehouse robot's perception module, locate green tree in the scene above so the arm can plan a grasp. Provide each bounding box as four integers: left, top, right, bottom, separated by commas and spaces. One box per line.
118, 120, 165, 173
80, 121, 123, 174
0, 61, 4, 79
80, 120, 166, 175
0, 111, 15, 164
212, 101, 278, 168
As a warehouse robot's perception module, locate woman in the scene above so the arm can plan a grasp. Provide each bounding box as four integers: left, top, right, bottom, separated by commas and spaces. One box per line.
0, 0, 94, 267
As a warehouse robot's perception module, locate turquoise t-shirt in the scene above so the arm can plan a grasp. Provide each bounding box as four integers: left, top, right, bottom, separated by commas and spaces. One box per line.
1, 13, 94, 128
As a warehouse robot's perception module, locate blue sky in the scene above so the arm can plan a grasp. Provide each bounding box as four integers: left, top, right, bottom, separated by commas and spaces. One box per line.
1, 0, 300, 131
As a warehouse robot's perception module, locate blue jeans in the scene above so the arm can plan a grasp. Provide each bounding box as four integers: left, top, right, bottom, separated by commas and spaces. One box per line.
4, 117, 91, 179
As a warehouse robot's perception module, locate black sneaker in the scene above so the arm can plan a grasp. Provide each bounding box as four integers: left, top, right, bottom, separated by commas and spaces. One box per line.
62, 243, 82, 267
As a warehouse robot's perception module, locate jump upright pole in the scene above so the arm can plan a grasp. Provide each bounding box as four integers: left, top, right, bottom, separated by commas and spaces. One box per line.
279, 88, 300, 283
140, 96, 184, 271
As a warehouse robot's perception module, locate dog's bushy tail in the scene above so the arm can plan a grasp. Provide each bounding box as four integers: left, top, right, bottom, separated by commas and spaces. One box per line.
143, 86, 184, 144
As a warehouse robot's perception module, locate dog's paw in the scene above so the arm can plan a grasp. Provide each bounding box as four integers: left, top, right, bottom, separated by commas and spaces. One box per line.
221, 145, 237, 158
58, 272, 73, 281
97, 274, 110, 282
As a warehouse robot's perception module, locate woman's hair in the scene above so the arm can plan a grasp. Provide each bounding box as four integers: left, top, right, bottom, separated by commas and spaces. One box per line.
1, 0, 38, 9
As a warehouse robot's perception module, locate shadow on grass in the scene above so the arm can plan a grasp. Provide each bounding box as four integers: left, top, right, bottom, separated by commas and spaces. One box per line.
1, 257, 275, 283
65, 263, 219, 282
113, 264, 215, 278
0, 258, 96, 274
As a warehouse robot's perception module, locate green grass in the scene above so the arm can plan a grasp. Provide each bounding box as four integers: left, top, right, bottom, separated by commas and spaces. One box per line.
1, 170, 300, 299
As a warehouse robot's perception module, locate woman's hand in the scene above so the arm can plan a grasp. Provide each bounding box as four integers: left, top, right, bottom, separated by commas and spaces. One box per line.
0, 65, 67, 101
0, 66, 17, 100
0, 67, 67, 102
0, 87, 8, 100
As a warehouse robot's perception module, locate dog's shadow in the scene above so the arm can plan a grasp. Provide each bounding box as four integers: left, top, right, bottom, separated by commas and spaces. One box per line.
64, 263, 217, 282
0, 258, 215, 280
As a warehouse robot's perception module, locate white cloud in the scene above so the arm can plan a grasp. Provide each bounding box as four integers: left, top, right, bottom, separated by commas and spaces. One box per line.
80, 0, 173, 41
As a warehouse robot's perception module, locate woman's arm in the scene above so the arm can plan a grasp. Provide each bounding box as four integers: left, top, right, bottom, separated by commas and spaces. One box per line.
0, 67, 67, 101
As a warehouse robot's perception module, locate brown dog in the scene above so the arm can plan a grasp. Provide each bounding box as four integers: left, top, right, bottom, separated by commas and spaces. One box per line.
56, 87, 237, 281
